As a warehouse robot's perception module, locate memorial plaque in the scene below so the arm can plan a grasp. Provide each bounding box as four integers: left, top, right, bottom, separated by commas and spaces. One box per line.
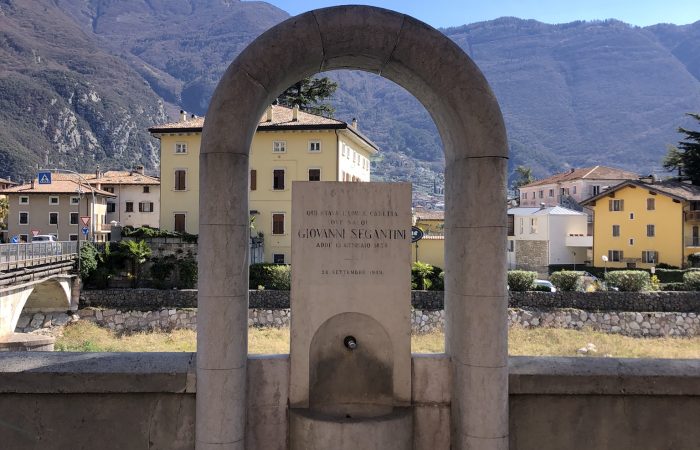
290, 182, 412, 409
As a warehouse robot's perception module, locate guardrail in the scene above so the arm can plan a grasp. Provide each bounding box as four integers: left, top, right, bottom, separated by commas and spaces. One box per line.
0, 241, 78, 272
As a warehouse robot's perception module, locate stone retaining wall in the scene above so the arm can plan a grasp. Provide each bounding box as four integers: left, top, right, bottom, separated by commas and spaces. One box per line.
16, 307, 699, 337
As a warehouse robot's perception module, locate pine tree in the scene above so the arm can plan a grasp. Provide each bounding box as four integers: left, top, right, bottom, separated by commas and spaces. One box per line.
277, 77, 338, 117
677, 113, 700, 185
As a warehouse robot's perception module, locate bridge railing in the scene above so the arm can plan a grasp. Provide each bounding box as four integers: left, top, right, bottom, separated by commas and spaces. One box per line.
0, 242, 78, 272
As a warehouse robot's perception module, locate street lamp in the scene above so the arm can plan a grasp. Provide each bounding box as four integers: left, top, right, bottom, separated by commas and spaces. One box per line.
601, 254, 608, 278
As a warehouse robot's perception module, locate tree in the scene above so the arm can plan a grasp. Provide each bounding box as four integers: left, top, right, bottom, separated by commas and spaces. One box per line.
0, 196, 8, 230
120, 239, 152, 287
277, 77, 338, 117
664, 113, 700, 185
512, 165, 535, 190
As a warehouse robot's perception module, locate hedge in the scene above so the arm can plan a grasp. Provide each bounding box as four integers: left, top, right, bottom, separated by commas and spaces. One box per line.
683, 271, 700, 291
249, 263, 291, 290
550, 270, 585, 291
508, 270, 536, 291
604, 270, 649, 292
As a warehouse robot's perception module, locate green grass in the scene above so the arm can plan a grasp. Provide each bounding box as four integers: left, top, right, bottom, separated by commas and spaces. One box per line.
55, 321, 700, 359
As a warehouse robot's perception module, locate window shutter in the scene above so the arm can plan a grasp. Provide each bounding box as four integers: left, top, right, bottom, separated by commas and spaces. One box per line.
654, 252, 659, 263
620, 199, 624, 211
139, 202, 143, 212
620, 251, 624, 260
609, 200, 613, 211
250, 170, 257, 191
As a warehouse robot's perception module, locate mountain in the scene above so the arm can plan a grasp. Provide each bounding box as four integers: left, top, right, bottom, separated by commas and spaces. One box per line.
1, 1, 699, 206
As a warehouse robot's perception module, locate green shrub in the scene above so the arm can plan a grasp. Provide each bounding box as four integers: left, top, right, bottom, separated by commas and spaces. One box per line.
508, 270, 536, 291
249, 263, 290, 290
661, 282, 688, 291
550, 270, 584, 291
412, 261, 434, 290
683, 271, 700, 290
176, 253, 198, 289
78, 243, 99, 281
532, 284, 553, 292
150, 256, 176, 289
604, 270, 649, 292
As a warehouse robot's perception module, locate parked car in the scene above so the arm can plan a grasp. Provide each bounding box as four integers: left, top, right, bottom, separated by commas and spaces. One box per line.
31, 235, 57, 243
31, 235, 61, 254
534, 279, 556, 292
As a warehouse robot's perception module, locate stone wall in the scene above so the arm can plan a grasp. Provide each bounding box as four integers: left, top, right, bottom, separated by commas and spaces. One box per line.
0, 353, 698, 450
515, 239, 549, 274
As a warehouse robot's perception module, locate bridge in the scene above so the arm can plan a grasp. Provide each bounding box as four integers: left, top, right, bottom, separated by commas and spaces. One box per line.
0, 242, 79, 348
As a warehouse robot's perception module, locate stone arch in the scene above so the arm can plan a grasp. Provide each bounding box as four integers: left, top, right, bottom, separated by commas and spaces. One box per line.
197, 6, 508, 449
1, 276, 72, 336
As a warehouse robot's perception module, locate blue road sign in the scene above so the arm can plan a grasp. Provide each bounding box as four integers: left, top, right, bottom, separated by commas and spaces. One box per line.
411, 226, 424, 243
81, 226, 90, 236
10, 235, 19, 244
38, 171, 52, 184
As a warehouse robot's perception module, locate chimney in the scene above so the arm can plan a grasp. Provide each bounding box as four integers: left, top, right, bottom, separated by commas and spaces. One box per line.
180, 110, 187, 122
539, 202, 546, 209
31, 179, 35, 189
96, 164, 101, 179
191, 113, 197, 119
569, 168, 575, 173
292, 105, 299, 121
351, 118, 358, 129
266, 105, 273, 122
134, 165, 145, 175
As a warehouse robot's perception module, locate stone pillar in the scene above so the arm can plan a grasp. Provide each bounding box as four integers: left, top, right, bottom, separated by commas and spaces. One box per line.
445, 156, 508, 449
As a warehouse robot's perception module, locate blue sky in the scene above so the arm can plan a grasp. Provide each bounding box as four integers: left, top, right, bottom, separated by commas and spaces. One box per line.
257, 0, 700, 28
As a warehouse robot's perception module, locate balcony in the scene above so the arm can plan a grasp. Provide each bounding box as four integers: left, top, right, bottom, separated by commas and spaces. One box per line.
685, 211, 700, 221
565, 234, 592, 247
686, 237, 700, 247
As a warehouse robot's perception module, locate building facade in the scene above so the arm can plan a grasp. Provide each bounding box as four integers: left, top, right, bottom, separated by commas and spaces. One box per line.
84, 167, 160, 230
150, 105, 378, 263
519, 166, 639, 208
507, 206, 591, 274
582, 180, 700, 269
0, 176, 114, 242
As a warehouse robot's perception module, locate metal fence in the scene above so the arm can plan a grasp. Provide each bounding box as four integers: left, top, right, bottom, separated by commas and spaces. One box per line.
0, 241, 78, 272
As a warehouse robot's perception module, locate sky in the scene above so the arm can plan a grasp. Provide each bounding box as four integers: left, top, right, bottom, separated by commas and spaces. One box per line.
257, 0, 700, 28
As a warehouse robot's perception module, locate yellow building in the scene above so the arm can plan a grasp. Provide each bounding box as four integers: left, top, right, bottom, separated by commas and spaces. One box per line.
581, 179, 700, 268
413, 210, 444, 234
149, 105, 378, 263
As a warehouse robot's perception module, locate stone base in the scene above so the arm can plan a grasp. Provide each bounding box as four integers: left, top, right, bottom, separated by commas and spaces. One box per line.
0, 333, 55, 351
289, 407, 413, 450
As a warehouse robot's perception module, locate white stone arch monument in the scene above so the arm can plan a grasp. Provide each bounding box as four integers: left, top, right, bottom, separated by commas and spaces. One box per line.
197, 6, 508, 449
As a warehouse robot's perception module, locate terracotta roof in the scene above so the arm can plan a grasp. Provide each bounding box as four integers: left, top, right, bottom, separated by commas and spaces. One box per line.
0, 177, 17, 186
523, 166, 639, 188
581, 180, 700, 205
83, 171, 160, 186
0, 177, 115, 197
414, 211, 445, 221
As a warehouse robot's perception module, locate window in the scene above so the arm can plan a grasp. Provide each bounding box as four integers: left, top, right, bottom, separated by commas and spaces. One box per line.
507, 240, 514, 252
609, 199, 624, 211
104, 187, 115, 193
273, 253, 285, 264
19, 196, 29, 205
647, 224, 655, 237
70, 196, 80, 205
174, 213, 186, 233
49, 196, 59, 205
629, 212, 635, 220
49, 212, 58, 225
530, 218, 538, 234
521, 193, 526, 200
531, 192, 535, 199
273, 169, 285, 190
139, 201, 154, 213
272, 213, 285, 235
175, 142, 187, 154
629, 238, 635, 246
143, 186, 150, 194
174, 170, 187, 191
642, 251, 658, 264
572, 186, 577, 195
612, 225, 620, 237
538, 190, 543, 199
272, 141, 286, 153
308, 168, 321, 181
250, 170, 257, 191
69, 234, 78, 241
107, 202, 116, 213
592, 186, 601, 196
647, 198, 655, 210
19, 234, 28, 243
341, 145, 346, 157
19, 212, 29, 224
608, 250, 624, 262
309, 141, 321, 152
548, 189, 554, 197
125, 202, 134, 212
70, 212, 79, 225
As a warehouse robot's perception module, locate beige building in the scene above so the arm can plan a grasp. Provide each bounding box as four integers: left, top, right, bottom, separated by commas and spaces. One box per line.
83, 166, 160, 230
0, 175, 114, 242
149, 105, 378, 263
519, 166, 639, 208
